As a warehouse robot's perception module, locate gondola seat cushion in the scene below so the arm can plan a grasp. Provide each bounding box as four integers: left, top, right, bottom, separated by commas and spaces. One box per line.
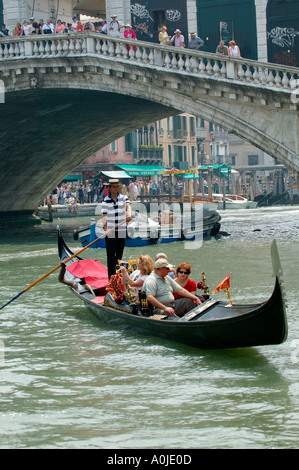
66, 259, 108, 294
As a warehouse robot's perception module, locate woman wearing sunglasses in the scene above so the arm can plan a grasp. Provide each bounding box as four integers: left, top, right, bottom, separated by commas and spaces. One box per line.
173, 263, 197, 299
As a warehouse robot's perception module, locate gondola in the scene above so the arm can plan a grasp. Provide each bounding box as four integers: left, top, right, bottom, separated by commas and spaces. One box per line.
58, 232, 288, 350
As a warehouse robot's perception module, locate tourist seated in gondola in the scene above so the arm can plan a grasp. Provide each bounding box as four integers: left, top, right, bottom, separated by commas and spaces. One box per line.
142, 258, 202, 317
120, 255, 154, 296
173, 263, 197, 299
155, 253, 175, 278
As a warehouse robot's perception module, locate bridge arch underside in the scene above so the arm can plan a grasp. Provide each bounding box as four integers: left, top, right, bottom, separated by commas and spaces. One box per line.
1, 74, 298, 214
1, 88, 176, 213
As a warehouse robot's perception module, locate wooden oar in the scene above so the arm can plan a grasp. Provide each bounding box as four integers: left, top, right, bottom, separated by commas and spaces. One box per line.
0, 220, 126, 311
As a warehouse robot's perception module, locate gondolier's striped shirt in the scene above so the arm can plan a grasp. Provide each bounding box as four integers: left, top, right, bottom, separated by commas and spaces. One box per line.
101, 192, 131, 237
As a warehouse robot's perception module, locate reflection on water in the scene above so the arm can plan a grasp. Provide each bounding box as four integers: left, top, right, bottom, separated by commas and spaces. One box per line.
0, 206, 299, 449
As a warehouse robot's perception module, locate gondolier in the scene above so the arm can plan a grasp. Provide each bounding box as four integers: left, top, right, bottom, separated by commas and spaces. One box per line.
101, 179, 132, 279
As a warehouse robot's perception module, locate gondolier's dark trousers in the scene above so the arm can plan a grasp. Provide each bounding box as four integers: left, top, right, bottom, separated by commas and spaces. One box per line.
106, 233, 126, 279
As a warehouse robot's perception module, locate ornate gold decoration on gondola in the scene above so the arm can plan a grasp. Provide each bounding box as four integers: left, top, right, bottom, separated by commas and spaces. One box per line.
116, 258, 139, 274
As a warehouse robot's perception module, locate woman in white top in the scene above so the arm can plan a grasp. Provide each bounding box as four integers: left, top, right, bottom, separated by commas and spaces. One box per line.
228, 40, 241, 58
120, 255, 154, 293
22, 20, 31, 35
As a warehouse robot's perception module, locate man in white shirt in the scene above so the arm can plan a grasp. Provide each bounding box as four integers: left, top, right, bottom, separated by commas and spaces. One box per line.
71, 16, 78, 31
43, 19, 54, 34
108, 14, 123, 37
170, 29, 185, 48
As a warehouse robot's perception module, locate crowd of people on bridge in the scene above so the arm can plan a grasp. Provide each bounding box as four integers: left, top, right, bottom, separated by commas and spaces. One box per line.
43, 178, 186, 210
0, 13, 241, 57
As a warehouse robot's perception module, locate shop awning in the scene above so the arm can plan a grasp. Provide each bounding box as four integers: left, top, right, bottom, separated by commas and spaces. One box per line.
184, 173, 199, 179
198, 164, 231, 176
117, 165, 166, 176
98, 170, 132, 179
62, 175, 82, 182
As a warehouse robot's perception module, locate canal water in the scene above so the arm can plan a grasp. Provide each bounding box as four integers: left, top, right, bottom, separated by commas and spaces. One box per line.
0, 206, 298, 449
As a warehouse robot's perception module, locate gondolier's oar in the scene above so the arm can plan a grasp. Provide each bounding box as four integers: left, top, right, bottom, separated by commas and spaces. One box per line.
0, 220, 126, 311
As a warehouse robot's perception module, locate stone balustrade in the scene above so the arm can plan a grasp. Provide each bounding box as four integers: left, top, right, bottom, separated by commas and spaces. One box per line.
0, 32, 298, 92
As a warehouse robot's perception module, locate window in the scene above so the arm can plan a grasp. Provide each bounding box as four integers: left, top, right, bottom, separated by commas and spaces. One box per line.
158, 120, 163, 136
191, 146, 196, 167
183, 146, 187, 162
174, 145, 183, 161
110, 141, 117, 152
248, 154, 259, 165
168, 145, 172, 166
149, 126, 155, 145
167, 117, 171, 136
190, 116, 195, 137
125, 133, 133, 152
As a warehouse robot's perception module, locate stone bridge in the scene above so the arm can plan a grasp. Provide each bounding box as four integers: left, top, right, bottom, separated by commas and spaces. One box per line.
0, 32, 298, 215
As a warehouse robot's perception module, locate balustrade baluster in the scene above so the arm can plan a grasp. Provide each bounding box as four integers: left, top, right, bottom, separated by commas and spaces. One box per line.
102, 40, 108, 55
274, 71, 282, 88
245, 65, 252, 82
198, 58, 206, 76
69, 38, 75, 54
121, 43, 128, 60
10, 42, 16, 58
129, 46, 135, 61
33, 41, 39, 56
259, 67, 267, 86
213, 60, 220, 77
220, 60, 226, 79
4, 44, 9, 59
108, 41, 114, 57
51, 40, 57, 56
206, 59, 212, 75
252, 67, 259, 84
82, 38, 87, 54
115, 42, 122, 58
136, 46, 142, 63
178, 54, 185, 71
57, 39, 63, 56
142, 47, 148, 64
282, 72, 289, 89
96, 38, 102, 55
189, 56, 198, 73
38, 39, 45, 56
171, 54, 177, 69
148, 48, 154, 65
237, 64, 245, 81
185, 55, 191, 73
266, 70, 275, 87
164, 52, 171, 68
62, 39, 69, 55
75, 38, 82, 54
290, 75, 298, 90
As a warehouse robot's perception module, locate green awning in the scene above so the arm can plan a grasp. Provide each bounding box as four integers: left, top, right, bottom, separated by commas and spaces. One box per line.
98, 170, 132, 179
62, 175, 82, 181
184, 173, 199, 179
198, 164, 231, 176
117, 165, 166, 176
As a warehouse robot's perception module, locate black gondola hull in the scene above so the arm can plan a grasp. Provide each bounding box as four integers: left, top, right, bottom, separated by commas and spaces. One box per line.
58, 232, 288, 350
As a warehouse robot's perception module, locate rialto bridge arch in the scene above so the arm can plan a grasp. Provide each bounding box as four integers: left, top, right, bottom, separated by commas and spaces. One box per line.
0, 33, 298, 214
